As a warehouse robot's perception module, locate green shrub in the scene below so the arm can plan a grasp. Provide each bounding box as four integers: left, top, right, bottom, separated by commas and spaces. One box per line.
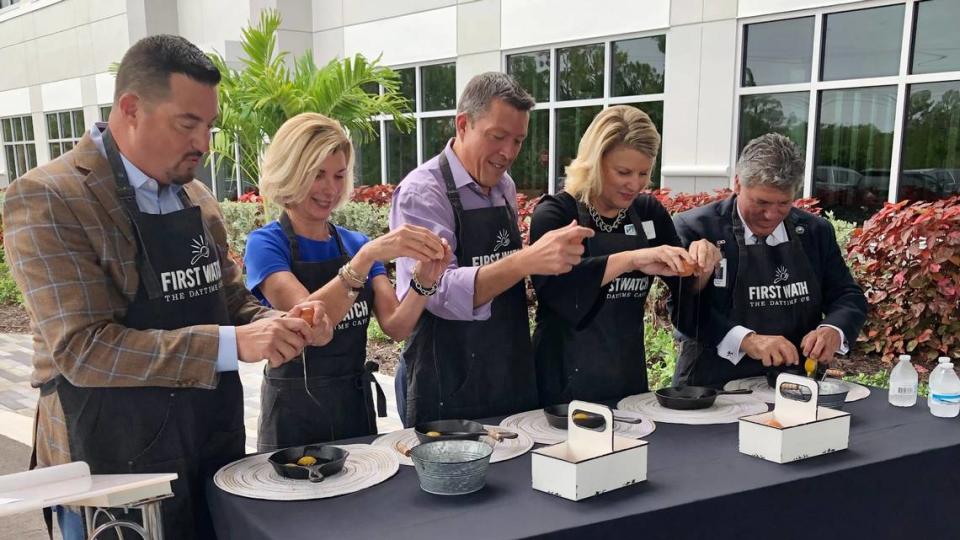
0, 258, 24, 306
825, 210, 857, 255
644, 314, 677, 390
331, 201, 389, 240
220, 201, 264, 263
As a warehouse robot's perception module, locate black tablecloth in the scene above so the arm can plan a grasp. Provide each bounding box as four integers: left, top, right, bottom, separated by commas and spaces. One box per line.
207, 390, 960, 539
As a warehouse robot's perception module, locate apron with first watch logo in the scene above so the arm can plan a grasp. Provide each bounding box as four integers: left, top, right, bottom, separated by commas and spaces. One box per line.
681, 203, 823, 387
399, 153, 538, 427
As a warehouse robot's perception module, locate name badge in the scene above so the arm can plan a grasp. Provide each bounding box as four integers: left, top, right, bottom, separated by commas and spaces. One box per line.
641, 220, 656, 239
714, 258, 728, 288
624, 224, 637, 236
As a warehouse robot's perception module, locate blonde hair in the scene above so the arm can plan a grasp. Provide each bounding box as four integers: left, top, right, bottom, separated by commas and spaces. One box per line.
259, 112, 355, 210
564, 105, 661, 206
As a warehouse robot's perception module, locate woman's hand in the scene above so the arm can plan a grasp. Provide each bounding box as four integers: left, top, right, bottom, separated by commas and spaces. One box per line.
288, 300, 333, 347
630, 245, 697, 276
413, 239, 453, 288
361, 224, 445, 263
688, 239, 721, 276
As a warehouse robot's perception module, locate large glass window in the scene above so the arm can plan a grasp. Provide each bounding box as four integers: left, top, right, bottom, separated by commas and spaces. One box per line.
815, 86, 897, 222
821, 5, 904, 81
421, 116, 455, 161
506, 50, 550, 102
911, 0, 960, 75
611, 36, 666, 96
901, 81, 960, 201
507, 35, 666, 194
356, 62, 456, 185
354, 133, 381, 187
739, 3, 960, 220
385, 120, 417, 184
46, 109, 85, 159
557, 44, 604, 101
1, 115, 37, 182
511, 109, 549, 195
739, 92, 809, 154
420, 63, 456, 112
555, 105, 603, 188
742, 17, 814, 87
99, 105, 112, 121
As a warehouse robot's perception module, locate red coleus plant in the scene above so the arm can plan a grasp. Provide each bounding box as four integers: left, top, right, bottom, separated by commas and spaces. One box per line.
647, 188, 821, 216
847, 196, 960, 368
350, 184, 397, 207
238, 189, 263, 203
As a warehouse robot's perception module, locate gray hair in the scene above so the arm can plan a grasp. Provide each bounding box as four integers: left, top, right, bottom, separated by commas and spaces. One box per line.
457, 72, 535, 121
736, 133, 805, 194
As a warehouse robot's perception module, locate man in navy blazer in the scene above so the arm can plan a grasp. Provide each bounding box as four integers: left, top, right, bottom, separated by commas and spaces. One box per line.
671, 133, 867, 388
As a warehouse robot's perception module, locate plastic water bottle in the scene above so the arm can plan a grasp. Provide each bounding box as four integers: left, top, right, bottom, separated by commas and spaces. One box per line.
928, 357, 960, 418
888, 354, 918, 407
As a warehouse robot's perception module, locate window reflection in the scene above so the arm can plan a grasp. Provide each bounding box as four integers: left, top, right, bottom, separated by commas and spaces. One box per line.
386, 120, 416, 184
739, 92, 809, 155
510, 109, 549, 195
901, 81, 960, 201
742, 17, 814, 87
555, 106, 602, 189
821, 5, 903, 81
557, 44, 604, 101
507, 50, 550, 102
912, 0, 960, 74
814, 86, 897, 222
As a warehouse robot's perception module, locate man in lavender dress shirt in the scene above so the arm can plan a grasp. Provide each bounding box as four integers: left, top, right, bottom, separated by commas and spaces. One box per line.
389, 73, 594, 425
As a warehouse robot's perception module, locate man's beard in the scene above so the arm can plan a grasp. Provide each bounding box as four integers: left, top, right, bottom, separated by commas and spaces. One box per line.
166, 155, 202, 185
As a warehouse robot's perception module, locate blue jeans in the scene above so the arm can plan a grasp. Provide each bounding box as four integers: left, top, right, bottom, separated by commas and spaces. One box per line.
55, 505, 85, 540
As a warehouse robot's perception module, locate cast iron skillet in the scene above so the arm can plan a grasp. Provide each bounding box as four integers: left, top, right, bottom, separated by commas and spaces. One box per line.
268, 444, 349, 483
414, 419, 519, 444
655, 386, 753, 410
542, 404, 643, 430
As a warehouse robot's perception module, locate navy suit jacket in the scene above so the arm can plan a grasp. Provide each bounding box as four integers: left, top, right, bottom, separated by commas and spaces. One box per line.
670, 196, 867, 350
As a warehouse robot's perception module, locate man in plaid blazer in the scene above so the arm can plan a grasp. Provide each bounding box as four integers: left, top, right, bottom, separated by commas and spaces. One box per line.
3, 35, 330, 538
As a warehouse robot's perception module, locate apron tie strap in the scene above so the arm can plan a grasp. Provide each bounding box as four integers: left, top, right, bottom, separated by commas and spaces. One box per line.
361, 361, 388, 418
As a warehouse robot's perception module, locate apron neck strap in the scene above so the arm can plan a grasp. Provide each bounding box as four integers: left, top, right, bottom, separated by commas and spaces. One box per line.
101, 127, 164, 300
279, 211, 346, 263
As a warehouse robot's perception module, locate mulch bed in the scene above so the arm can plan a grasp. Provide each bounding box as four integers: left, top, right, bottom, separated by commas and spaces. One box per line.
0, 303, 30, 334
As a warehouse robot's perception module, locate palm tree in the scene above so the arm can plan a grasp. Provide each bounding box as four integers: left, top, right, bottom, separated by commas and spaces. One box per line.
208, 9, 413, 194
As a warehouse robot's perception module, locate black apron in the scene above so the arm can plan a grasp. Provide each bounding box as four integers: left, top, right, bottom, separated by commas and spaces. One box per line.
533, 202, 652, 406
675, 203, 823, 388
399, 153, 538, 427
43, 128, 243, 540
256, 213, 386, 451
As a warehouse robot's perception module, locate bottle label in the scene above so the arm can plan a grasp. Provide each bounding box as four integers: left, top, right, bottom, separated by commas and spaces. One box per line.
931, 393, 960, 404
895, 386, 915, 395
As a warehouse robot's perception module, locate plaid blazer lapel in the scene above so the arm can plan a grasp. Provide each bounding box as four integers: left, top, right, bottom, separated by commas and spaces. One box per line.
73, 134, 136, 245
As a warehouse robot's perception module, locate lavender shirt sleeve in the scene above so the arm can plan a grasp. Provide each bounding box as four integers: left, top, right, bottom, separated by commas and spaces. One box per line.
389, 172, 492, 321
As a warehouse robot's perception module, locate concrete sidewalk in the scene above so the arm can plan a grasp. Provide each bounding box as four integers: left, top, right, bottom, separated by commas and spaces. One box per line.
0, 333, 403, 452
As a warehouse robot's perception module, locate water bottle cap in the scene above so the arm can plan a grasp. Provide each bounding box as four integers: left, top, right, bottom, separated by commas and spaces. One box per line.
938, 357, 951, 364
898, 355, 911, 362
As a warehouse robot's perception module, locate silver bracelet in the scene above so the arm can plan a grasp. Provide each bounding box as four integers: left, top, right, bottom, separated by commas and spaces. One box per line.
410, 271, 440, 296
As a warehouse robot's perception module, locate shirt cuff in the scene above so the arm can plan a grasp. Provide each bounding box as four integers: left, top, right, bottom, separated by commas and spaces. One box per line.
818, 324, 849, 354
719, 325, 753, 365
216, 326, 239, 372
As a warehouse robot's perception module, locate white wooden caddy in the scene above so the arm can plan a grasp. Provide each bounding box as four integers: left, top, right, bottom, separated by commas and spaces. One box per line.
739, 373, 851, 464
532, 400, 648, 501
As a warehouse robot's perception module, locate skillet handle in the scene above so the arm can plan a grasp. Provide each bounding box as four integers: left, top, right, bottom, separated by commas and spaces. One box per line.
307, 466, 325, 483
394, 442, 413, 457
717, 389, 753, 396
486, 429, 518, 441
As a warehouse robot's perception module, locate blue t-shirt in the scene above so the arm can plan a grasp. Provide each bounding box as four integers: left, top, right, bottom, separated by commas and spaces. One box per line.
244, 221, 386, 306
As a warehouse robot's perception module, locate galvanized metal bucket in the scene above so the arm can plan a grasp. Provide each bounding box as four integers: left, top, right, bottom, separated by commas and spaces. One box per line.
408, 440, 493, 495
